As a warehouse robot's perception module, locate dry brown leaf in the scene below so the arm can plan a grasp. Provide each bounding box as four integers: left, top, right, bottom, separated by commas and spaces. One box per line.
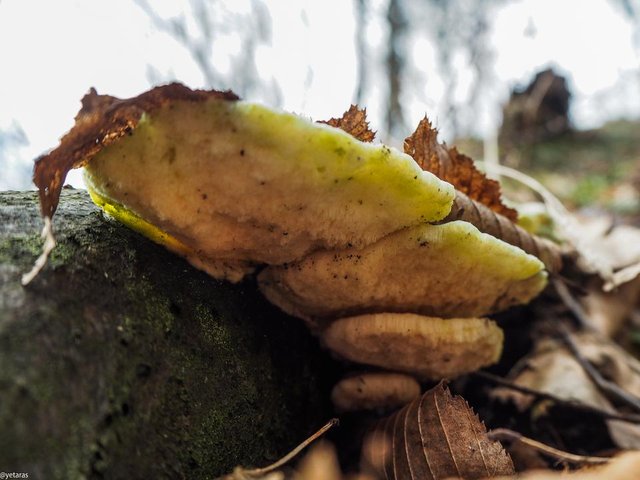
319, 105, 376, 143
443, 191, 563, 273
33, 83, 238, 219
493, 333, 640, 449
404, 117, 517, 221
571, 215, 640, 291
361, 382, 515, 479
403, 117, 562, 273
583, 276, 640, 337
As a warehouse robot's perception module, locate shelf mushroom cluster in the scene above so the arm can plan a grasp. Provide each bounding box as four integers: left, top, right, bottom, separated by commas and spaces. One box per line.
33, 84, 554, 413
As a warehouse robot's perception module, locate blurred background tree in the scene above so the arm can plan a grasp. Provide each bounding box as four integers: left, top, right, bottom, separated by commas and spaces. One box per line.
1, 0, 638, 212
0, 122, 28, 190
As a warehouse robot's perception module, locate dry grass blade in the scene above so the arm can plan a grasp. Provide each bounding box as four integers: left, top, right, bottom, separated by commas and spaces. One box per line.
20, 216, 56, 286
488, 429, 610, 466
362, 382, 514, 480
476, 162, 640, 290
220, 418, 339, 480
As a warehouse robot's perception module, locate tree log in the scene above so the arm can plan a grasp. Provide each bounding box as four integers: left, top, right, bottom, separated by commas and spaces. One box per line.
0, 189, 335, 479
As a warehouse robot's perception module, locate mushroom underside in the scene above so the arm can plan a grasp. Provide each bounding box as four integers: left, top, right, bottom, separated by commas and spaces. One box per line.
322, 313, 504, 380
259, 221, 547, 323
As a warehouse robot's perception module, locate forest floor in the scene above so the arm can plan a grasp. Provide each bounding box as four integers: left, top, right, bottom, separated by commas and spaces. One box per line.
456, 119, 640, 222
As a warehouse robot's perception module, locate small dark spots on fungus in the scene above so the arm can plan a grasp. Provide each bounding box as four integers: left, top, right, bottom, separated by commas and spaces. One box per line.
163, 146, 177, 164
282, 232, 288, 236
260, 181, 266, 186
419, 241, 429, 247
358, 199, 363, 205
240, 149, 245, 156
169, 302, 182, 316
103, 413, 114, 427
414, 175, 417, 180
201, 193, 207, 200
135, 364, 152, 378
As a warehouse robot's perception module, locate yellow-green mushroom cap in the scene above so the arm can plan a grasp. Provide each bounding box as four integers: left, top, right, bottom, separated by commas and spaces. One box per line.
82, 92, 454, 281
322, 313, 504, 380
259, 221, 547, 322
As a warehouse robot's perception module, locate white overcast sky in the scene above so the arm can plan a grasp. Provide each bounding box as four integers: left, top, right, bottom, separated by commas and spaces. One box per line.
0, 0, 638, 190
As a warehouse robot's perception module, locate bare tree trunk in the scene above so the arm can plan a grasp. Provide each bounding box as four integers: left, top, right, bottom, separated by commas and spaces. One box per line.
0, 189, 334, 479
385, 0, 407, 139
354, 0, 369, 106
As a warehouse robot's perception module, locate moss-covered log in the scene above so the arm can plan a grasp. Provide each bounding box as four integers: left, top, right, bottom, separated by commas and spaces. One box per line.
0, 189, 335, 479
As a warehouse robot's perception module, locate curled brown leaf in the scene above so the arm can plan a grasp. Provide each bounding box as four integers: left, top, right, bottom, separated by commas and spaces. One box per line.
33, 83, 238, 219
404, 117, 516, 221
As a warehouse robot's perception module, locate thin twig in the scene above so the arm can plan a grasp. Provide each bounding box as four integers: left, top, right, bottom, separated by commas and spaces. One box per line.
473, 370, 640, 424
558, 324, 640, 413
552, 278, 592, 329
223, 418, 339, 479
488, 428, 610, 465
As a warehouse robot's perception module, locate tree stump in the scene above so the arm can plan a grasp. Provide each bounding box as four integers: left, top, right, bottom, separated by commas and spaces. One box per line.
0, 189, 335, 479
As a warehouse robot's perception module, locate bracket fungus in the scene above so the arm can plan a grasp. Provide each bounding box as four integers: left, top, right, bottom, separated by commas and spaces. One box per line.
258, 220, 547, 323
35, 83, 453, 282
31, 84, 559, 412
331, 372, 421, 413
323, 314, 504, 380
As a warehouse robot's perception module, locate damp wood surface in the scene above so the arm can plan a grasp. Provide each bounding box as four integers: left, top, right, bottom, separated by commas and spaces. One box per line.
0, 189, 335, 479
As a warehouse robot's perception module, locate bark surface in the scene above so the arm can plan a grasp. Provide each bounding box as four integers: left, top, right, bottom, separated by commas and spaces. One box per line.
0, 189, 334, 479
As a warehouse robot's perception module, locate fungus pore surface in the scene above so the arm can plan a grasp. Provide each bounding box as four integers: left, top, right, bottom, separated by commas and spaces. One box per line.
259, 221, 547, 322
322, 313, 504, 380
